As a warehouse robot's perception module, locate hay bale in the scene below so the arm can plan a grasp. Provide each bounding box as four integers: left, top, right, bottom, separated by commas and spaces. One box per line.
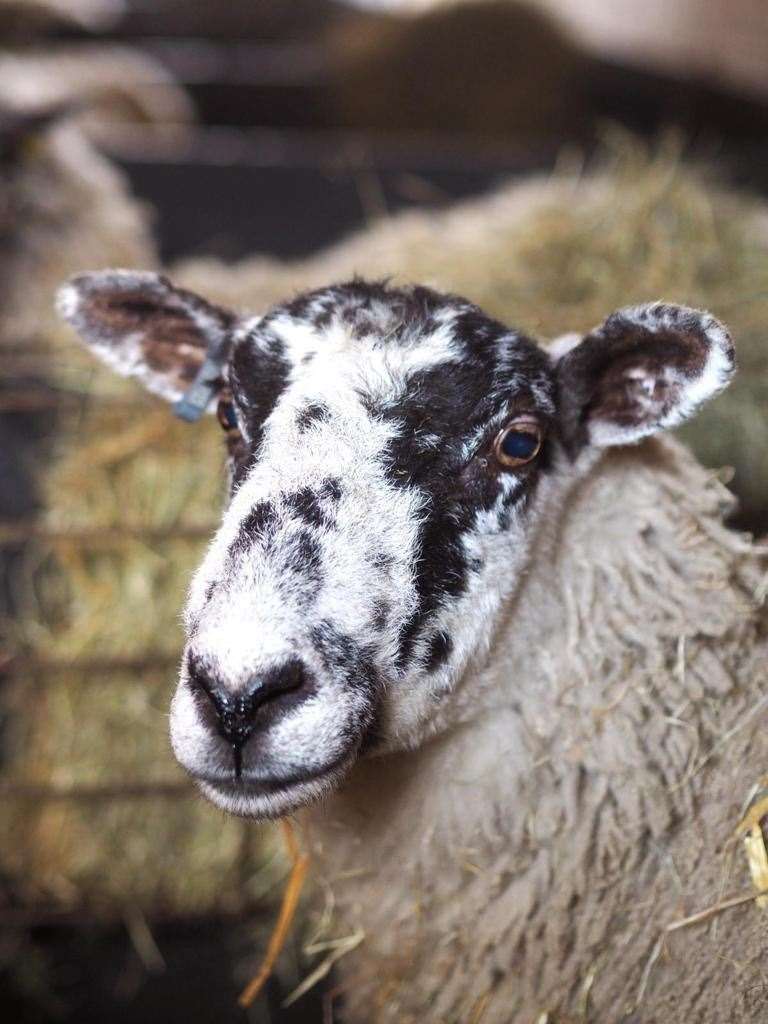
0, 396, 269, 912
0, 50, 280, 913
174, 136, 768, 533
6, 135, 768, 924
0, 409, 290, 919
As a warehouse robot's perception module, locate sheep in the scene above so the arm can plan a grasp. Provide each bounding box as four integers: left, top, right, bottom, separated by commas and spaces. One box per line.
0, 38, 193, 348
0, 107, 157, 349
0, 0, 123, 38
58, 269, 768, 1022
0, 47, 194, 138
325, 0, 590, 143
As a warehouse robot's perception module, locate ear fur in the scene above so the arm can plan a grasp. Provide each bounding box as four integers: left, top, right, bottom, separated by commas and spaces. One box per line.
555, 302, 735, 454
56, 270, 236, 404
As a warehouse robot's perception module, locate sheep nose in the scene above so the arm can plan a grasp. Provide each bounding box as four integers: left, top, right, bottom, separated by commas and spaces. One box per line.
189, 658, 307, 775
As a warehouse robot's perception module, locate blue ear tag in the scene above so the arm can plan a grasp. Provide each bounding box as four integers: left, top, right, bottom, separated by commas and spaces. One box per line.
172, 354, 226, 423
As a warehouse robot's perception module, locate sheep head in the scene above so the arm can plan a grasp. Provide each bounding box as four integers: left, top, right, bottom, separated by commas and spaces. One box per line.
57, 271, 734, 819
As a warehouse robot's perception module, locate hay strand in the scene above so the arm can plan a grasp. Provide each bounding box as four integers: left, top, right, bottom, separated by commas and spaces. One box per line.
124, 905, 166, 974
665, 887, 768, 933
238, 819, 310, 1008
735, 789, 768, 910
637, 883, 768, 1009
282, 928, 365, 1009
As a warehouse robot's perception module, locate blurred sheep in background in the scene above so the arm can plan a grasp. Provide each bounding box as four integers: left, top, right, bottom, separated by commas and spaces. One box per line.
326, 1, 590, 142
0, 0, 124, 38
0, 107, 157, 347
356, 0, 768, 103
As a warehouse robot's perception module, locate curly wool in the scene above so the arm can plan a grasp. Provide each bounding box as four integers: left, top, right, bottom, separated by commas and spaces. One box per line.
303, 435, 768, 1024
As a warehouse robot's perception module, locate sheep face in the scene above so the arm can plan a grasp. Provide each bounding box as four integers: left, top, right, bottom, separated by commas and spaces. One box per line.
57, 272, 734, 819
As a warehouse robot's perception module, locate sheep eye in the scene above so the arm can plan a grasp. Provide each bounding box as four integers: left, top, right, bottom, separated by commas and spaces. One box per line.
217, 399, 239, 433
493, 419, 543, 468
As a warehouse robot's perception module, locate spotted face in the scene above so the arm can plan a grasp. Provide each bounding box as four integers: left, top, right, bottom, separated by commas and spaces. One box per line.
58, 272, 734, 819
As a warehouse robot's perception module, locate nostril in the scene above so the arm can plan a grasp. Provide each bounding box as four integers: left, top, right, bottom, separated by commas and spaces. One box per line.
248, 659, 304, 707
186, 654, 226, 712
186, 655, 309, 774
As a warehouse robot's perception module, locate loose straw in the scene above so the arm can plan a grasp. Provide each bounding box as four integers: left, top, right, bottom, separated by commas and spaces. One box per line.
239, 819, 310, 1008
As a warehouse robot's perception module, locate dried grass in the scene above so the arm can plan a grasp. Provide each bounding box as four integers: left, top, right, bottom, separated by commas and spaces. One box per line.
736, 785, 768, 911
4, 134, 768, 927
176, 132, 768, 532
1, 369, 262, 913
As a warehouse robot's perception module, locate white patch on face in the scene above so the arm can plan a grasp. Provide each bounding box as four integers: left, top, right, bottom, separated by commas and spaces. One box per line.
169, 284, 555, 818
376, 469, 543, 748
174, 332, 433, 813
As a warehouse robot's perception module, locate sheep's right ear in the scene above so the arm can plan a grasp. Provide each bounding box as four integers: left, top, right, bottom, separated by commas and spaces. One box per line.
56, 270, 236, 406
554, 302, 735, 455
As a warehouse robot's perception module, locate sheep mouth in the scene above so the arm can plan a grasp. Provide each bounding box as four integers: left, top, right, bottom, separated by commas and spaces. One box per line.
191, 753, 355, 820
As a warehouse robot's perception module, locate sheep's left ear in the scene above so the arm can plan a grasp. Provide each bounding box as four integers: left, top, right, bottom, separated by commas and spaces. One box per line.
555, 303, 735, 453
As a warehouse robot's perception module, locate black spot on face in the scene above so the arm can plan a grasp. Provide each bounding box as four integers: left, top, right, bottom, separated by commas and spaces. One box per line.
310, 621, 379, 711
395, 498, 473, 670
311, 620, 359, 673
283, 528, 325, 602
318, 477, 342, 506
290, 528, 322, 567
234, 500, 280, 552
283, 487, 332, 529
340, 300, 378, 337
229, 327, 290, 451
296, 402, 329, 432
276, 278, 448, 354
226, 433, 252, 490
371, 550, 395, 572
370, 600, 390, 633
452, 307, 504, 351
424, 630, 453, 672
499, 479, 527, 512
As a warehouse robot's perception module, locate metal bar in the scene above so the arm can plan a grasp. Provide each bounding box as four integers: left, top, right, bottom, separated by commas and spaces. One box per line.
104, 123, 554, 172
1, 902, 261, 930
0, 393, 150, 413
135, 38, 327, 86
0, 341, 54, 355
0, 522, 215, 545
0, 780, 193, 802
1, 653, 180, 677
